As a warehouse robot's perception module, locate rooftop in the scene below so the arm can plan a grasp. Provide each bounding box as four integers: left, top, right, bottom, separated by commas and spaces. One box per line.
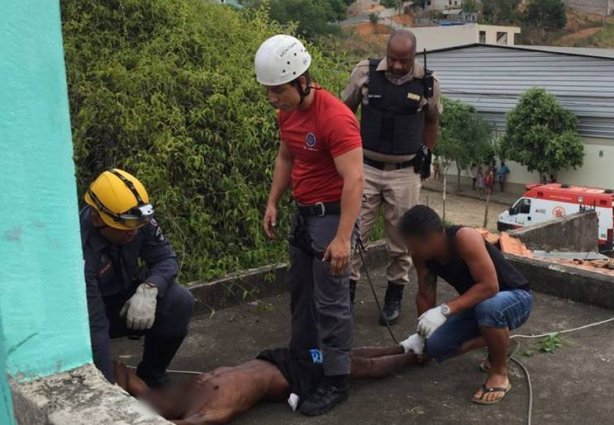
419, 42, 614, 60
113, 265, 614, 425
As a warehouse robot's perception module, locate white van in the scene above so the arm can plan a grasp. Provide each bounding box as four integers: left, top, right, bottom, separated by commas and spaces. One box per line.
497, 183, 614, 251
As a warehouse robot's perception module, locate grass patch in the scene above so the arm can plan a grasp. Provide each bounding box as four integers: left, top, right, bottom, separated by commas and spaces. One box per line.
570, 24, 614, 48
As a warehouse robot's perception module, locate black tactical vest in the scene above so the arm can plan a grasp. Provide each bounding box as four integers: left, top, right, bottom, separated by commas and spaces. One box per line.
361, 59, 425, 155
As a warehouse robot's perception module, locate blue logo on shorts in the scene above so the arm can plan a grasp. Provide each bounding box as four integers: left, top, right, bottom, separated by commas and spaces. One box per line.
305, 132, 317, 148
309, 349, 323, 364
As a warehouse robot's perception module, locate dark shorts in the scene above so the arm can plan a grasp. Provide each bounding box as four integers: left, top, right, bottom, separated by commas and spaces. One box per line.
257, 348, 324, 399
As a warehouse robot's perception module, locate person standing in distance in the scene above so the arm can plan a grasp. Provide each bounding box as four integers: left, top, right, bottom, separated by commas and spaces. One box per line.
342, 29, 442, 325
255, 35, 364, 416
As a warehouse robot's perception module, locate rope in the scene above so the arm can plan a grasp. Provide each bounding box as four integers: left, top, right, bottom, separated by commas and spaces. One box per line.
357, 239, 400, 345
125, 364, 202, 375
511, 316, 614, 340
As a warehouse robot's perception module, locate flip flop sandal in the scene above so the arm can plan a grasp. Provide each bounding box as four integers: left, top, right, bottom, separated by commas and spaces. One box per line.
471, 382, 512, 405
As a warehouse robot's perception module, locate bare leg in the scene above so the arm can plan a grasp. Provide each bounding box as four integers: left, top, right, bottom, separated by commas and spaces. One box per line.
350, 352, 419, 379
459, 336, 486, 355
473, 327, 510, 402
352, 345, 404, 358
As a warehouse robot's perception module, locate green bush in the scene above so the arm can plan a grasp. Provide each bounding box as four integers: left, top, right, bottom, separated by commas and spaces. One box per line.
62, 0, 350, 281
481, 0, 520, 25
523, 0, 567, 30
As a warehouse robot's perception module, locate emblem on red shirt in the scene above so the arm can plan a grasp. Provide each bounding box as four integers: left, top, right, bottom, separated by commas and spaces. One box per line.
305, 132, 317, 150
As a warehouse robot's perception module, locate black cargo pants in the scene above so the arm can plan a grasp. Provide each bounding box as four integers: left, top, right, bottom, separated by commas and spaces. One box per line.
286, 211, 355, 376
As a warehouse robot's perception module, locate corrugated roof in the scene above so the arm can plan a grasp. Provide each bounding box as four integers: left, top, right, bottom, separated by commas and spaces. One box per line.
420, 43, 614, 60
417, 44, 614, 139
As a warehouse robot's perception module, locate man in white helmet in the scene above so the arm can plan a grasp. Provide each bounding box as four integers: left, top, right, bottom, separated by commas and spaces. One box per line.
255, 34, 364, 416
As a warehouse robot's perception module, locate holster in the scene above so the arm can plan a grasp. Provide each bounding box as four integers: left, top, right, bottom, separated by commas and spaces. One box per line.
413, 145, 432, 180
289, 213, 324, 259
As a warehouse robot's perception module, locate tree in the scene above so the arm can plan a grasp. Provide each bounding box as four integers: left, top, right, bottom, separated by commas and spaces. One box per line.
463, 0, 481, 14
414, 0, 427, 8
244, 0, 348, 40
380, 0, 400, 9
482, 0, 519, 25
434, 98, 493, 220
369, 12, 379, 24
523, 0, 566, 30
503, 88, 584, 182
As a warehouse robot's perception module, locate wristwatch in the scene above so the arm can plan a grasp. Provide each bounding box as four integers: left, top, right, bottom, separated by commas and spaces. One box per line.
440, 303, 451, 317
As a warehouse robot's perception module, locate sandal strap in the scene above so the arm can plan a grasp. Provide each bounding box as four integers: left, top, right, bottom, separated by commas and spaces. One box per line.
481, 384, 509, 394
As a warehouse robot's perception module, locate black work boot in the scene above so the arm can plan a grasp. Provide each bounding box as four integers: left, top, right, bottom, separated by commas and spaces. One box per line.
299, 375, 349, 416
349, 279, 357, 308
378, 282, 404, 326
137, 334, 186, 387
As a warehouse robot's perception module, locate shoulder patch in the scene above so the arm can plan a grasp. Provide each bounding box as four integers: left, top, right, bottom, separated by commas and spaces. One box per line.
154, 225, 165, 242
148, 219, 165, 242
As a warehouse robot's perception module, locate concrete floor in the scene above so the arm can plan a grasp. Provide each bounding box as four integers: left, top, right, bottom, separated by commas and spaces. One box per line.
113, 265, 614, 425
420, 188, 509, 232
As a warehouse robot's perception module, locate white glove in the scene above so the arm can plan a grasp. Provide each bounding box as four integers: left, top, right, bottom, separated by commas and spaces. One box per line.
417, 306, 448, 338
400, 333, 425, 355
120, 283, 158, 331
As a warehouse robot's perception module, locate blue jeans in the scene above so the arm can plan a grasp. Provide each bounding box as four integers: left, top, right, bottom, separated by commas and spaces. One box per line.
426, 289, 532, 363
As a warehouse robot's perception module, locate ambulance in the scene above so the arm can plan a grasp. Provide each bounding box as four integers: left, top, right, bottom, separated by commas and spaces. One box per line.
497, 183, 614, 251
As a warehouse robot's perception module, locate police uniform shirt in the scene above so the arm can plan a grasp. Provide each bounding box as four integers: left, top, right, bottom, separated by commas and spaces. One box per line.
80, 206, 179, 317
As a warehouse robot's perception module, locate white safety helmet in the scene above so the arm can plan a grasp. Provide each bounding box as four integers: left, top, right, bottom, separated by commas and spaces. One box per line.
254, 34, 312, 86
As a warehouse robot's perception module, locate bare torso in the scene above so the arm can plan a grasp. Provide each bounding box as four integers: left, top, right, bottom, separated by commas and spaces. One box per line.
139, 360, 290, 425
117, 346, 415, 425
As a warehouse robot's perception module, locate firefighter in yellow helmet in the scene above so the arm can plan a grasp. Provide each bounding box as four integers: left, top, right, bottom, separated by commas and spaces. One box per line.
81, 169, 194, 386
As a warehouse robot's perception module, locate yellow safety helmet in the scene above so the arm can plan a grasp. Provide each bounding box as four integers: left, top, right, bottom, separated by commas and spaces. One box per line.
84, 169, 155, 230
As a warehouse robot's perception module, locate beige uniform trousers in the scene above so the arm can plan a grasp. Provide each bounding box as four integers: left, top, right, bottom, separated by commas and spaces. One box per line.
351, 164, 421, 285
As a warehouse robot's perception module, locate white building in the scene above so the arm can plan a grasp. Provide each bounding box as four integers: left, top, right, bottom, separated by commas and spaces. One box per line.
411, 24, 521, 51
418, 44, 614, 189
424, 0, 465, 10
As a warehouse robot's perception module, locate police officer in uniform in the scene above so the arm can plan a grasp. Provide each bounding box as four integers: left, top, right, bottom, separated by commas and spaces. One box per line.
255, 35, 364, 416
81, 169, 194, 386
342, 29, 442, 325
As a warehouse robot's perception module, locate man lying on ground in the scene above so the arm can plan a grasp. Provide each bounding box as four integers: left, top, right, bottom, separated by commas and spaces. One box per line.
115, 345, 421, 424
398, 205, 533, 405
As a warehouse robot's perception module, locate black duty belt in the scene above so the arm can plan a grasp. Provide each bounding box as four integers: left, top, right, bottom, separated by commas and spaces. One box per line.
297, 201, 341, 217
364, 157, 415, 170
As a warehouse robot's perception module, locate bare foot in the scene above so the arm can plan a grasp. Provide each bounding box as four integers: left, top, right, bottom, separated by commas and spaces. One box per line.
472, 373, 510, 404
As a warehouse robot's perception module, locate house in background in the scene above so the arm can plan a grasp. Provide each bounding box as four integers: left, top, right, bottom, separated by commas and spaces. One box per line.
424, 0, 465, 10
412, 24, 521, 51
440, 8, 479, 23
417, 44, 614, 189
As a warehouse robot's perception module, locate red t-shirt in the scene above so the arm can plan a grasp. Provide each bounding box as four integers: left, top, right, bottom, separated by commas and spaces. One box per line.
278, 88, 362, 205
485, 174, 494, 188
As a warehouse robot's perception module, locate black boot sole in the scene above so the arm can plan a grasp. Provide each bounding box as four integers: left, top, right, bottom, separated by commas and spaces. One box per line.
299, 392, 349, 416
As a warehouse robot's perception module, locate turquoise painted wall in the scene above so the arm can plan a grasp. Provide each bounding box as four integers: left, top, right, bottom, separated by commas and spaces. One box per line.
0, 0, 92, 393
